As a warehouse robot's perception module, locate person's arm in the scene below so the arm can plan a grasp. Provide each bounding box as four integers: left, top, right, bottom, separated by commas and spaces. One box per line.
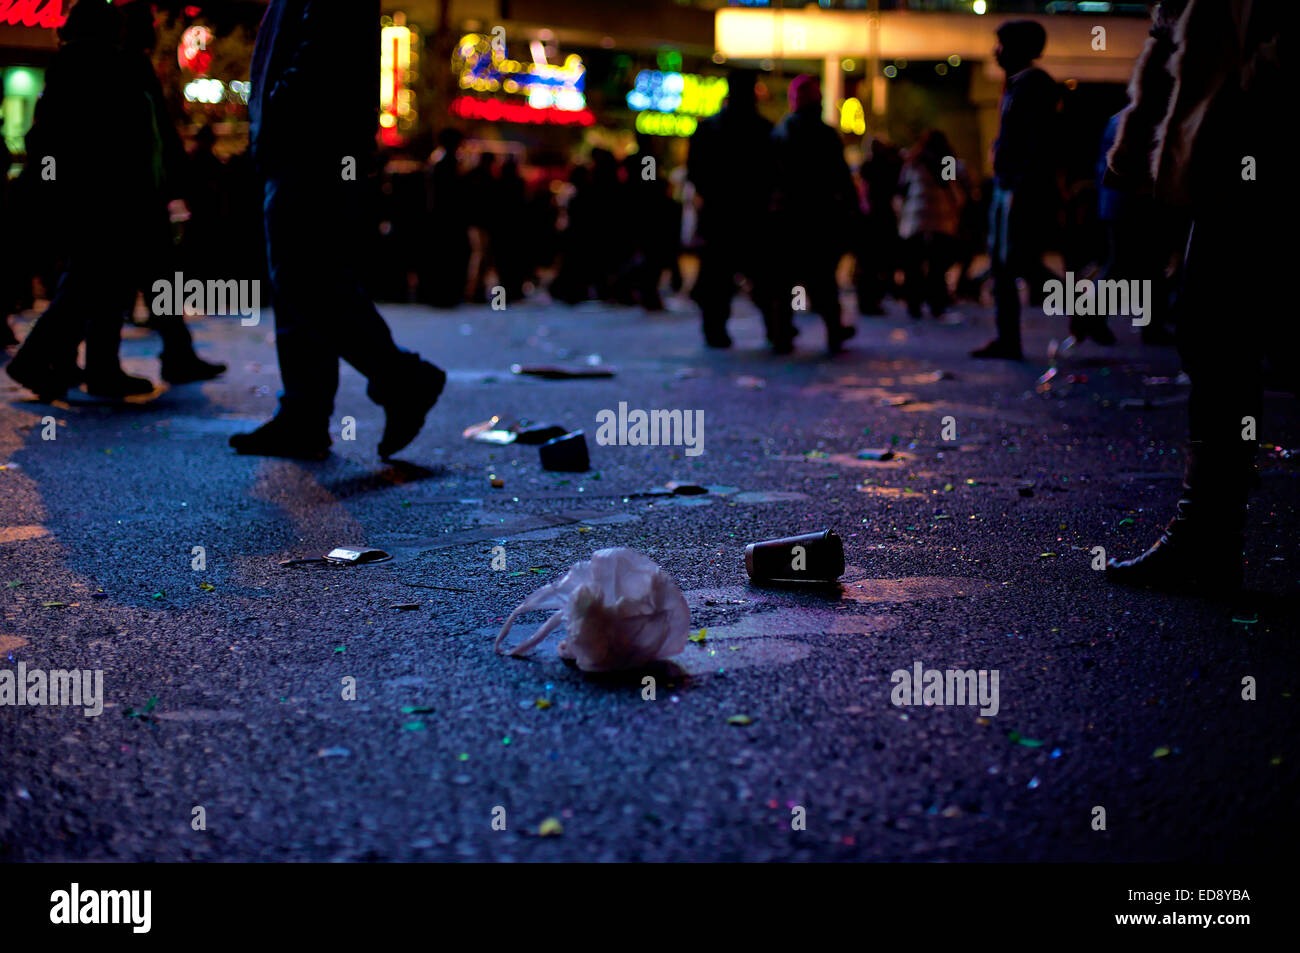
262, 1, 341, 123
1106, 0, 1190, 192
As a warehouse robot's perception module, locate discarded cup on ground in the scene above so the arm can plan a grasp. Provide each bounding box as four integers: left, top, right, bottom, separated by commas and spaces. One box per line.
539, 430, 590, 472
744, 530, 844, 584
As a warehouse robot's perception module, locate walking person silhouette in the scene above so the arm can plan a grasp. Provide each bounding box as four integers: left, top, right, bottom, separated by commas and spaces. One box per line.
230, 0, 445, 460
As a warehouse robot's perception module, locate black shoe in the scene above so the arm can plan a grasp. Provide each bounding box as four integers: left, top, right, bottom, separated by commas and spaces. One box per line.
970, 339, 1024, 360
1106, 442, 1248, 595
230, 415, 331, 461
162, 355, 227, 384
84, 371, 155, 398
827, 323, 856, 354
5, 354, 77, 402
376, 360, 446, 460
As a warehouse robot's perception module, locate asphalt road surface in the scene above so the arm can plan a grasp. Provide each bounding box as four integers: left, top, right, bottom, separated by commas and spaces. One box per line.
2, 294, 1296, 861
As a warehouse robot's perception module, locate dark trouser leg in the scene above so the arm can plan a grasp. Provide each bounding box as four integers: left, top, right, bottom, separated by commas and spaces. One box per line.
988, 186, 1022, 350
901, 234, 924, 316
263, 175, 410, 424
925, 234, 955, 317
694, 242, 736, 343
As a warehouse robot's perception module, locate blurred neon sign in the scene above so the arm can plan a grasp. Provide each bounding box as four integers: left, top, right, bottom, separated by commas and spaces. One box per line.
454, 32, 586, 114
178, 25, 213, 75
627, 70, 727, 137
0, 0, 66, 29
380, 19, 417, 144
626, 71, 727, 116
450, 95, 594, 127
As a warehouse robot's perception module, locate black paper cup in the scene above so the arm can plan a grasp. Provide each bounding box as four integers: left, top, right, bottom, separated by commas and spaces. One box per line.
744, 529, 844, 583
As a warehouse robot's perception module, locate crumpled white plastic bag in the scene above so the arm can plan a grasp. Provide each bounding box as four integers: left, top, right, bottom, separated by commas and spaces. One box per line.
494, 548, 690, 672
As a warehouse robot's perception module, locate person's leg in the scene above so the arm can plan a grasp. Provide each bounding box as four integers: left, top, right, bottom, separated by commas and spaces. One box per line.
973, 185, 1022, 358
1108, 206, 1265, 592
807, 245, 851, 353
695, 239, 737, 346
901, 234, 925, 318
925, 233, 955, 318
5, 254, 104, 399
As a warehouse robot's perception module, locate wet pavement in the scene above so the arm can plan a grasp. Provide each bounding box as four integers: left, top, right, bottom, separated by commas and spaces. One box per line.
1, 293, 1297, 861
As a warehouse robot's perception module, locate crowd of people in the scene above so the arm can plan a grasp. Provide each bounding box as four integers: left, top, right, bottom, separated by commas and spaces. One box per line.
0, 1, 1287, 595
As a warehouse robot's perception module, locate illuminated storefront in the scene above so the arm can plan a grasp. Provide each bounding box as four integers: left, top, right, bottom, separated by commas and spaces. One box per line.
0, 0, 59, 157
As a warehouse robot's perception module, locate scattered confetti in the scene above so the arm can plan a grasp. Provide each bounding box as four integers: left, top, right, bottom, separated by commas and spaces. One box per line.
1007, 731, 1044, 748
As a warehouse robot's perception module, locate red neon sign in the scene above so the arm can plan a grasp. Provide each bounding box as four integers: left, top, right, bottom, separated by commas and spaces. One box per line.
0, 0, 67, 29
449, 95, 594, 127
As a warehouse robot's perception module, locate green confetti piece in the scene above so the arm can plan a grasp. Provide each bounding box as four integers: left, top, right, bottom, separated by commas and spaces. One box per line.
402, 721, 426, 731
689, 628, 707, 644
538, 817, 563, 837
1152, 746, 1171, 758
501, 736, 512, 745
1117, 518, 1135, 527
726, 714, 753, 726
334, 646, 345, 654
1008, 731, 1045, 748
457, 753, 469, 761
151, 591, 165, 600
401, 706, 434, 714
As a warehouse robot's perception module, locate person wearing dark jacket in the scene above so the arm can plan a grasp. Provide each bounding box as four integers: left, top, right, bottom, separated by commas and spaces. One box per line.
768, 75, 856, 354
686, 68, 781, 348
230, 0, 445, 461
971, 20, 1062, 360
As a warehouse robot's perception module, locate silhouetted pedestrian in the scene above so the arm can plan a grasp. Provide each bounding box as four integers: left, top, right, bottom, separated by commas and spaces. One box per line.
421, 128, 470, 308
971, 19, 1061, 360
769, 74, 856, 354
1105, 0, 1286, 594
4, 1, 153, 401
853, 136, 902, 316
230, 0, 444, 461
898, 130, 967, 320
686, 68, 783, 347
